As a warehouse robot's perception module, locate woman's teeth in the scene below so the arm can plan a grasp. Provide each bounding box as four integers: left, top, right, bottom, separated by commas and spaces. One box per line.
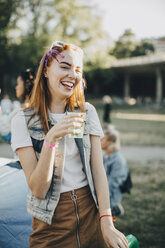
61, 82, 73, 88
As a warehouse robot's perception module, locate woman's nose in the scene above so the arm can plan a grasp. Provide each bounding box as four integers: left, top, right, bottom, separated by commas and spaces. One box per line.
68, 69, 76, 79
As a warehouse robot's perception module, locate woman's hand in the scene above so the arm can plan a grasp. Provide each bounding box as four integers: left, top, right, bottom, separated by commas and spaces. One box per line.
46, 114, 84, 143
100, 217, 129, 248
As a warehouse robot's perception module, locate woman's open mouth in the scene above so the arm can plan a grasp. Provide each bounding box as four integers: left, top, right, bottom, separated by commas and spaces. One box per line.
61, 81, 74, 90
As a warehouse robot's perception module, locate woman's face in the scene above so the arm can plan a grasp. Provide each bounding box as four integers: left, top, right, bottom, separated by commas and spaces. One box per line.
16, 76, 24, 99
45, 49, 83, 100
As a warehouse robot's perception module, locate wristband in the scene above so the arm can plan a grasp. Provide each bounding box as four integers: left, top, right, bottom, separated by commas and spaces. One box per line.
99, 214, 117, 222
43, 140, 56, 149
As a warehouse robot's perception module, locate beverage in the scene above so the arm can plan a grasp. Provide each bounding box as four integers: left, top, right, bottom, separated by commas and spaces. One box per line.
67, 112, 86, 138
126, 234, 139, 248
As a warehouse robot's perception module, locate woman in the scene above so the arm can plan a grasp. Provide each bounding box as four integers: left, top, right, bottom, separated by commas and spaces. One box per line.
0, 69, 34, 144
11, 41, 128, 248
15, 68, 34, 108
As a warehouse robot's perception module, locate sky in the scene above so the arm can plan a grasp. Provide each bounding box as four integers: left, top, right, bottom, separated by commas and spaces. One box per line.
94, 0, 165, 41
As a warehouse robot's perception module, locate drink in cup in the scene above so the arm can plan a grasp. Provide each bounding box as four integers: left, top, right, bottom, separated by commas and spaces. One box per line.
67, 112, 86, 138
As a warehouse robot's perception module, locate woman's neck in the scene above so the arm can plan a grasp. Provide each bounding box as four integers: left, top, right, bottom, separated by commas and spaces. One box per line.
49, 98, 66, 113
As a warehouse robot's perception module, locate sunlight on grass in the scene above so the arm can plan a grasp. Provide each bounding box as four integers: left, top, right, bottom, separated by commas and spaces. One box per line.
113, 113, 165, 122
95, 105, 165, 146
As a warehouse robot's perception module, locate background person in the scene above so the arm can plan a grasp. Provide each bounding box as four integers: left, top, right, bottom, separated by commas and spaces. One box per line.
0, 94, 17, 143
102, 95, 112, 123
15, 68, 35, 108
11, 41, 128, 248
101, 125, 129, 217
0, 94, 13, 115
0, 69, 34, 144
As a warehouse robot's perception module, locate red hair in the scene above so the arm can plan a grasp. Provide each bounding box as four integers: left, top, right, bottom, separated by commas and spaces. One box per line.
27, 44, 86, 134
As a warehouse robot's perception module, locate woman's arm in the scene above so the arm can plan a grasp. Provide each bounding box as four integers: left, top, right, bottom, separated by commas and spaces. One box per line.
17, 144, 55, 199
16, 114, 83, 199
90, 135, 128, 248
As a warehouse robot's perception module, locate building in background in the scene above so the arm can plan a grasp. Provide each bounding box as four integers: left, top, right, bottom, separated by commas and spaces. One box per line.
151, 37, 165, 53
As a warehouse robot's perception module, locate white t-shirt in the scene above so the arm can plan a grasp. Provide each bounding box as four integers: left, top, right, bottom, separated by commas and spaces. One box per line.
1, 98, 12, 115
0, 108, 20, 136
11, 102, 104, 192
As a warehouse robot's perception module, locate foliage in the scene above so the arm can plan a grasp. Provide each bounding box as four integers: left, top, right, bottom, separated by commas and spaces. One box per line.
0, 0, 23, 92
53, 0, 105, 47
0, 0, 107, 96
110, 29, 154, 59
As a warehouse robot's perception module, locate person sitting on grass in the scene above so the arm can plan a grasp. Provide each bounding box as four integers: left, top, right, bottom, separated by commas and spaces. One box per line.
101, 125, 129, 217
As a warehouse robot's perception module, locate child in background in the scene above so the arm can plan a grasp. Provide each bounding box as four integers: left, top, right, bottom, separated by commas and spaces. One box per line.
101, 125, 129, 216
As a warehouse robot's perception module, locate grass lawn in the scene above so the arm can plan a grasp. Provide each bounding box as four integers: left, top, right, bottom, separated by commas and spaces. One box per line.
89, 101, 165, 247
115, 160, 165, 248
94, 103, 165, 146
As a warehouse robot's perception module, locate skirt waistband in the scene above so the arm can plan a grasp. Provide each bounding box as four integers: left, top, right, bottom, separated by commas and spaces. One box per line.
59, 185, 90, 201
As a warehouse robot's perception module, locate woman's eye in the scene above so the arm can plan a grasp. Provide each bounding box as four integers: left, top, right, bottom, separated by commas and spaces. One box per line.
61, 66, 69, 69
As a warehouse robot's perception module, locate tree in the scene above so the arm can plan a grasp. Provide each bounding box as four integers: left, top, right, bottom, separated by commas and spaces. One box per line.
0, 0, 108, 95
110, 29, 154, 59
0, 0, 23, 92
131, 40, 154, 57
53, 0, 105, 48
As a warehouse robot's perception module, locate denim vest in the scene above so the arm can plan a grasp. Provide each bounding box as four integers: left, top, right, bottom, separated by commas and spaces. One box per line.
24, 105, 98, 224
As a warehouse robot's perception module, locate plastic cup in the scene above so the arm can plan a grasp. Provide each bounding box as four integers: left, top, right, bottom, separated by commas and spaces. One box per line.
126, 234, 139, 248
67, 112, 86, 138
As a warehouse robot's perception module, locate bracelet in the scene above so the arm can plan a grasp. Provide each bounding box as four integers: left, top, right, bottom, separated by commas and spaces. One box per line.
99, 214, 117, 222
43, 140, 56, 149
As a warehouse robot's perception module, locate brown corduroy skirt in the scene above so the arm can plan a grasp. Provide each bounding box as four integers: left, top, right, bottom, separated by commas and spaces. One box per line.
30, 185, 106, 248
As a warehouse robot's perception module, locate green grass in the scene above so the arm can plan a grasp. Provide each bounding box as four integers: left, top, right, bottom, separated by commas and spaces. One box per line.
95, 104, 165, 146
112, 118, 165, 146
89, 101, 165, 247
116, 161, 165, 248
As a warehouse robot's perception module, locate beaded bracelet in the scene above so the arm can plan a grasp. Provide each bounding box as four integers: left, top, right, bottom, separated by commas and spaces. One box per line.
99, 214, 117, 222
43, 140, 56, 149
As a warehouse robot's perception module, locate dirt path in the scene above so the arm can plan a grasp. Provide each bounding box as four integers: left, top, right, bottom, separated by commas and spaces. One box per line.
0, 143, 165, 164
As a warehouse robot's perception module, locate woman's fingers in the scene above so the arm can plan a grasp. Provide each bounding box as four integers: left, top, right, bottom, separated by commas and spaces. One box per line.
116, 236, 128, 248
50, 114, 85, 139
122, 235, 129, 248
63, 116, 84, 131
104, 232, 129, 248
65, 116, 84, 124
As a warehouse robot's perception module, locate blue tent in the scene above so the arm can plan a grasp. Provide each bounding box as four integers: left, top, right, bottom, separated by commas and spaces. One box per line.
0, 161, 32, 248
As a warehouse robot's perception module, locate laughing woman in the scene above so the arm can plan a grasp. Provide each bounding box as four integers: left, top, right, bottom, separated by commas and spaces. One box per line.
11, 41, 128, 248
